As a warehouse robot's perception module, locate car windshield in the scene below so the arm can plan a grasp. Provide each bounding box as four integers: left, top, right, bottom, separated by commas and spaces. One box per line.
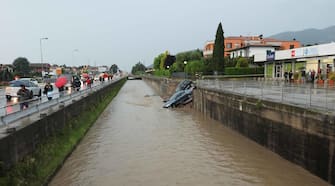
9, 80, 30, 87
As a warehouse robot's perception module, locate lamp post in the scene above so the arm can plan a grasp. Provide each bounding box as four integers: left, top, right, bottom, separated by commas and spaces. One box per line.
184, 60, 187, 79
40, 37, 48, 78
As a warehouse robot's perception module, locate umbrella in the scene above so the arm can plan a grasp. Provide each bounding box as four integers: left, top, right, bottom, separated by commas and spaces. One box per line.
55, 76, 67, 88
103, 73, 108, 78
82, 73, 89, 78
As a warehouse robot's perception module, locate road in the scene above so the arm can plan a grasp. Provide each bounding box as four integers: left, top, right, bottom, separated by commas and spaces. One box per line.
0, 81, 100, 116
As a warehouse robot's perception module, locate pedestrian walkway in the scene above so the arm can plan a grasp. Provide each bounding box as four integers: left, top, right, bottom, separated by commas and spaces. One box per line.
197, 79, 335, 113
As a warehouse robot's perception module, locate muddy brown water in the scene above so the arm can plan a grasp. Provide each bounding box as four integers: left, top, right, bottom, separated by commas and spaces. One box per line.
49, 80, 330, 186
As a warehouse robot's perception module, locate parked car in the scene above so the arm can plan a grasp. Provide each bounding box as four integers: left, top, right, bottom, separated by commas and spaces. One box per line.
163, 87, 194, 108
5, 80, 42, 101
19, 78, 39, 85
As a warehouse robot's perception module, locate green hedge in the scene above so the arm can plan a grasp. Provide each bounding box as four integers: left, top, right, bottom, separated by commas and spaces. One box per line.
225, 67, 264, 75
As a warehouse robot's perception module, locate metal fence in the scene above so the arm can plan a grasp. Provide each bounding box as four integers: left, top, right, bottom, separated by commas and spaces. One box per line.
0, 79, 117, 126
196, 79, 335, 113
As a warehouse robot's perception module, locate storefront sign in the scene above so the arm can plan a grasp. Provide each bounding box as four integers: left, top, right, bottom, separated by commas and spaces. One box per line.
266, 50, 275, 61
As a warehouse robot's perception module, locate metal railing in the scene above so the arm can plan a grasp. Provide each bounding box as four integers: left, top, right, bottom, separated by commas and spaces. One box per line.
0, 79, 116, 126
196, 79, 335, 113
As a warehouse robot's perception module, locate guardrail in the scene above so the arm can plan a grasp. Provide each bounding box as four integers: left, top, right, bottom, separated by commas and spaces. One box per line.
196, 79, 335, 113
0, 79, 117, 126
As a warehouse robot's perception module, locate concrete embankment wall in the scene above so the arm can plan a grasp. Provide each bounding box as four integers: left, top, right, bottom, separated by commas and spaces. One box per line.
193, 87, 335, 184
0, 79, 125, 169
143, 76, 335, 184
142, 76, 180, 98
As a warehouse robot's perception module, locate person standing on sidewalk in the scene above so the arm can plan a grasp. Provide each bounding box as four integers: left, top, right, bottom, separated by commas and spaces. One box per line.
17, 84, 30, 110
311, 70, 316, 82
43, 82, 54, 100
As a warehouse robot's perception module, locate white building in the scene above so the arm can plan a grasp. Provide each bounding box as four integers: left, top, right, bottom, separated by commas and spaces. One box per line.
229, 44, 277, 60
258, 42, 335, 79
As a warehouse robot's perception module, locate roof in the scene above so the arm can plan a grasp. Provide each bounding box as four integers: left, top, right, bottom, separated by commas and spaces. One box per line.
227, 44, 279, 52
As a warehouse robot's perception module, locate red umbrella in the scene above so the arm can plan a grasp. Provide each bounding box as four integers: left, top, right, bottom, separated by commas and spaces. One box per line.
103, 73, 108, 78
82, 73, 89, 78
55, 76, 67, 88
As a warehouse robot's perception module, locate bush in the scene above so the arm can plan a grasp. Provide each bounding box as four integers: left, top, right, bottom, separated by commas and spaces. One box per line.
224, 67, 264, 75
235, 58, 249, 68
154, 69, 170, 77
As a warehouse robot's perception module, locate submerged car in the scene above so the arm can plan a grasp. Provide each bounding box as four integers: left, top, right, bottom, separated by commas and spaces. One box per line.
5, 80, 42, 101
175, 80, 193, 92
163, 88, 194, 108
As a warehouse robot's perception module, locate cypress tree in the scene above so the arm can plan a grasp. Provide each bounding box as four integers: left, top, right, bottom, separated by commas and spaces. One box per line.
213, 22, 225, 74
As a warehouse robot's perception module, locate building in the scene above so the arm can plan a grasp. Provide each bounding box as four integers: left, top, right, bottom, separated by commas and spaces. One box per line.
228, 44, 278, 60
30, 63, 51, 74
203, 35, 300, 58
256, 42, 335, 79
0, 64, 14, 73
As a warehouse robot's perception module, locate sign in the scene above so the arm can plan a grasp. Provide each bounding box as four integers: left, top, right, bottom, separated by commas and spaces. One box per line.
291, 50, 296, 57
266, 50, 275, 61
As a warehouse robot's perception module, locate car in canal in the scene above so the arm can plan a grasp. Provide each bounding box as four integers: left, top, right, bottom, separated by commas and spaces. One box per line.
5, 80, 42, 101
163, 87, 194, 108
175, 80, 193, 92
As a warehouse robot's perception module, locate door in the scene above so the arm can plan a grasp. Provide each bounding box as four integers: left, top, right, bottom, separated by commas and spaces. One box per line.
275, 64, 282, 78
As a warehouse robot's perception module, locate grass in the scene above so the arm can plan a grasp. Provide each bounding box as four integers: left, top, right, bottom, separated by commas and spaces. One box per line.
0, 78, 126, 186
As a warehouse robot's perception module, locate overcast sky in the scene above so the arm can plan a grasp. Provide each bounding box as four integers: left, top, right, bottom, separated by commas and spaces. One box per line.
1, 0, 335, 72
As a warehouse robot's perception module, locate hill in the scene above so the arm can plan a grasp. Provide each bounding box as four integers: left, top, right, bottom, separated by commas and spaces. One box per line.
269, 25, 335, 45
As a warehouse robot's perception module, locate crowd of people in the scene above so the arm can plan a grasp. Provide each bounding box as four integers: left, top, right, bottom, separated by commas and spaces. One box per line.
16, 73, 113, 111
283, 69, 321, 83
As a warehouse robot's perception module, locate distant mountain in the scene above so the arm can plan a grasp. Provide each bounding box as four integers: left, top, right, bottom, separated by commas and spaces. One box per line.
269, 25, 335, 45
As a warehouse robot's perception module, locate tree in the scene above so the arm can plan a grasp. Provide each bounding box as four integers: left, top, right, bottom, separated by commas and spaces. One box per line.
159, 51, 169, 70
131, 62, 146, 75
153, 53, 164, 70
110, 64, 119, 74
13, 57, 30, 77
185, 60, 205, 75
213, 22, 225, 74
0, 68, 13, 81
171, 61, 184, 72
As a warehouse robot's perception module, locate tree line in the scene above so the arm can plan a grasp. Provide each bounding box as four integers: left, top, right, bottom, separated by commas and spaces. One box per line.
131, 22, 262, 77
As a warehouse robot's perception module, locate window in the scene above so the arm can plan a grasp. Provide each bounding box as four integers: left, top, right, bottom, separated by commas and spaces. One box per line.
289, 44, 295, 49
226, 43, 232, 49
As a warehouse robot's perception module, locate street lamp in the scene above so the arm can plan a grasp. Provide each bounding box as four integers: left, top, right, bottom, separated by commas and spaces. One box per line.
184, 61, 187, 79
40, 37, 48, 78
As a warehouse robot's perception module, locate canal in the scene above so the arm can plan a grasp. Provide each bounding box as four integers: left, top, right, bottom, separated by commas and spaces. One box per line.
50, 80, 329, 186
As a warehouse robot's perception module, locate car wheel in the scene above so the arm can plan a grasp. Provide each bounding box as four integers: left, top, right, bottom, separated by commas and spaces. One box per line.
6, 95, 11, 101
